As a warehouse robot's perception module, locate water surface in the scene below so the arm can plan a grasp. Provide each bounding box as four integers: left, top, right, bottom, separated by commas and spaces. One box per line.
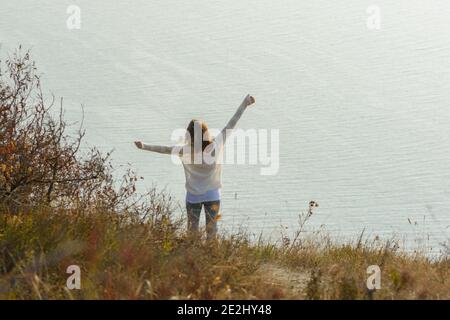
1, 0, 449, 253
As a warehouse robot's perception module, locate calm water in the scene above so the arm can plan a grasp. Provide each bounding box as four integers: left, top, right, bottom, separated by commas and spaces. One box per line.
1, 0, 449, 253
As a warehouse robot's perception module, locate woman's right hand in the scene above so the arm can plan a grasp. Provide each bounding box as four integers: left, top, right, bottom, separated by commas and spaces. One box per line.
134, 141, 143, 149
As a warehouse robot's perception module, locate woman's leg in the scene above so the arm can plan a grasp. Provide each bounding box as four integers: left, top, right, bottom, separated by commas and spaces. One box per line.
186, 201, 202, 234
204, 200, 220, 240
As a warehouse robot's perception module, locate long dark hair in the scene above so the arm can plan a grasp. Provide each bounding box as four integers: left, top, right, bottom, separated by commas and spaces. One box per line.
186, 119, 212, 152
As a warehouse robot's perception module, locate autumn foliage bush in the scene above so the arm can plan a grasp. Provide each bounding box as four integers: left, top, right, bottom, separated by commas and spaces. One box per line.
0, 49, 154, 214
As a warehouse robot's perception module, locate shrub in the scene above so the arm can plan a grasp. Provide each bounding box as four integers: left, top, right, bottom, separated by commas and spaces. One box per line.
0, 48, 156, 215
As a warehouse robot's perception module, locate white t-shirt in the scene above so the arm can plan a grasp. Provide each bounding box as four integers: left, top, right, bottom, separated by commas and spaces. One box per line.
141, 99, 248, 195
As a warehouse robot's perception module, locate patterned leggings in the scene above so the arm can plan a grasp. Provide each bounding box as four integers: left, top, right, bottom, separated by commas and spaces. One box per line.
186, 200, 220, 239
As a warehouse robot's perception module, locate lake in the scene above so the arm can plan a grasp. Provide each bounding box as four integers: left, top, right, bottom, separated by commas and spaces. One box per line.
1, 0, 449, 254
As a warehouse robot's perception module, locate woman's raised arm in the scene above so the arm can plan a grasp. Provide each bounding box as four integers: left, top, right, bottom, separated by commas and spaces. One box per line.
217, 94, 255, 143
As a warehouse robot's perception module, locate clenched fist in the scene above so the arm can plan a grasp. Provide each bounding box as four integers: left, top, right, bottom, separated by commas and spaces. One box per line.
245, 94, 256, 106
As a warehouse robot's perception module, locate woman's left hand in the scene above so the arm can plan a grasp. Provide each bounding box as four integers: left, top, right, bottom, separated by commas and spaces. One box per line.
245, 95, 256, 106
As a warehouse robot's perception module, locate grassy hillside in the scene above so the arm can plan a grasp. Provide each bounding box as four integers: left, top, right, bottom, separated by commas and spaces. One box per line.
0, 204, 448, 300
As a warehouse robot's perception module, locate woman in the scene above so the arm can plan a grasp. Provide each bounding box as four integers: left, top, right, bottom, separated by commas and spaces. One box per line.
135, 94, 256, 239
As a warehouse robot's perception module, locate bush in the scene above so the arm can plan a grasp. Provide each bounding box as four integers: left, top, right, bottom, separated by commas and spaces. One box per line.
0, 48, 154, 214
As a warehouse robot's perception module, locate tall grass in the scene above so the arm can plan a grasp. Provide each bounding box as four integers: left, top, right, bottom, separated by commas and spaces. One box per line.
0, 203, 448, 300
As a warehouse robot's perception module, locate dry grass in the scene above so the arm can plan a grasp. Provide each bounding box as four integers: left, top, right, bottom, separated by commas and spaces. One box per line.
0, 205, 448, 300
